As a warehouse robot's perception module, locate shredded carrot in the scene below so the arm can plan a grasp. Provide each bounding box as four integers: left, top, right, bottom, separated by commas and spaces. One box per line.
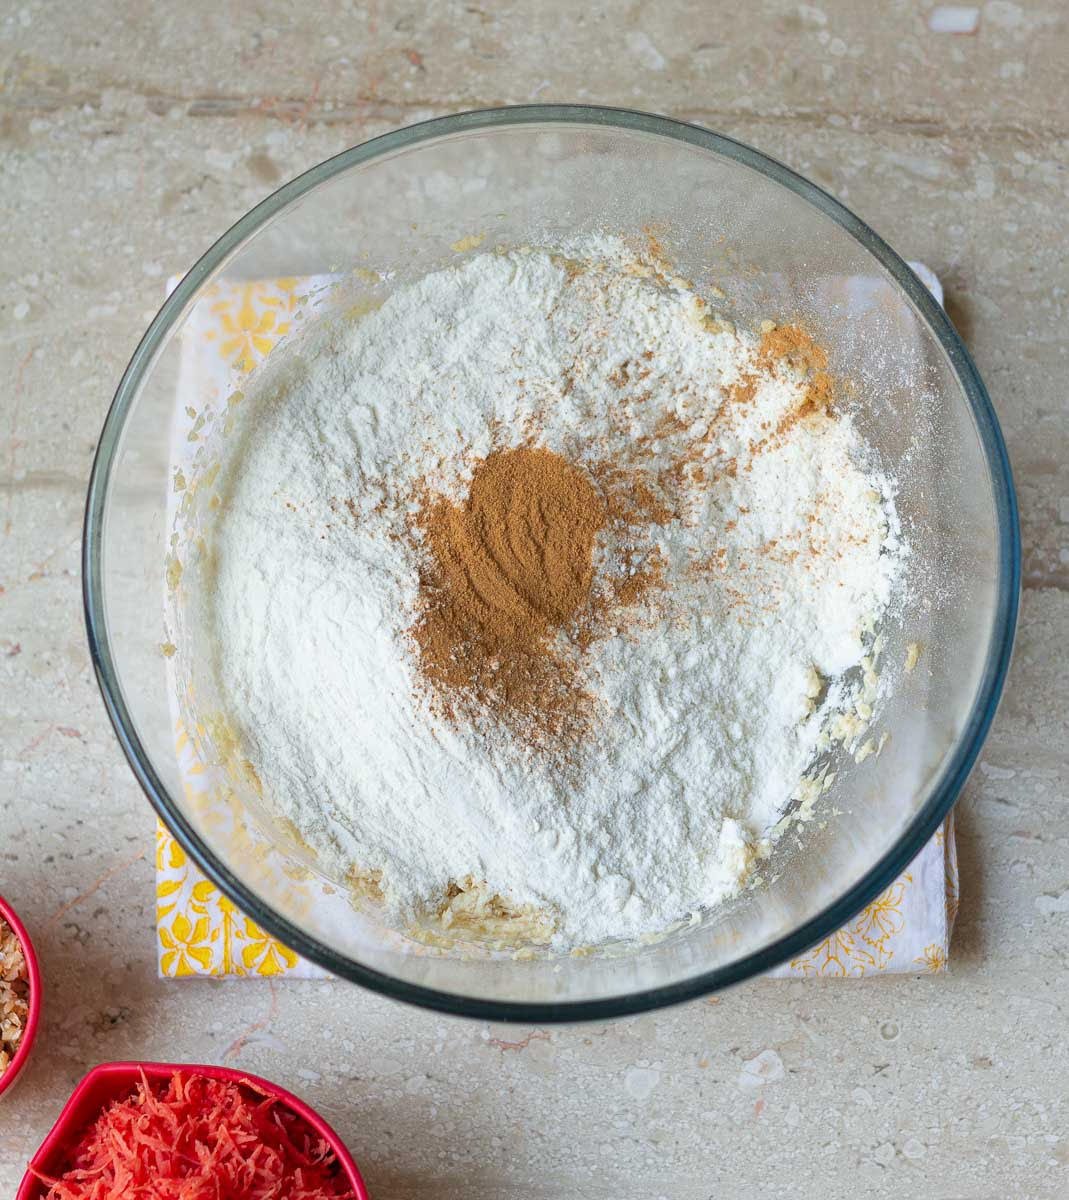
35, 1069, 356, 1199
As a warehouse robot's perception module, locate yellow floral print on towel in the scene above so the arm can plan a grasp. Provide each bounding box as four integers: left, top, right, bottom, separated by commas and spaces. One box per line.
770, 812, 959, 978
155, 714, 323, 980
157, 822, 302, 978
202, 278, 300, 374
156, 272, 339, 980
156, 810, 958, 980
156, 268, 959, 981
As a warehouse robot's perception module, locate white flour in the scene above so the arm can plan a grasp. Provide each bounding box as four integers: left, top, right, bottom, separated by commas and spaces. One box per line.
203, 243, 904, 947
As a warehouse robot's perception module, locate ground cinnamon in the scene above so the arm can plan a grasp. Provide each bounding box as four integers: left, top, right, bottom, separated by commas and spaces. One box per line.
411, 445, 676, 744
413, 447, 607, 742
758, 322, 836, 420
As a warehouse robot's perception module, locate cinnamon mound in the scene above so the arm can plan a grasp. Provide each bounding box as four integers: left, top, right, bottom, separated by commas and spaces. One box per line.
413, 447, 607, 741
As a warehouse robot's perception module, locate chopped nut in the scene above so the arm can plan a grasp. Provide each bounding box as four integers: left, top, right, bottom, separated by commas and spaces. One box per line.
0, 916, 29, 1076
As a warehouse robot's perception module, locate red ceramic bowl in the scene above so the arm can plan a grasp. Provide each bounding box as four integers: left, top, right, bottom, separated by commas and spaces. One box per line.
18, 1061, 370, 1199
0, 893, 42, 1103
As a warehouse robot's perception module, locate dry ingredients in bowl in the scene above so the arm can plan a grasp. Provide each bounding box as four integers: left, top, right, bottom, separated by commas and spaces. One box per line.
201, 239, 905, 948
0, 914, 29, 1073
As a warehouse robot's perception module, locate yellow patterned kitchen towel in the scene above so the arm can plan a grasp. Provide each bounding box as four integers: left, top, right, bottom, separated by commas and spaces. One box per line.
156, 266, 957, 980
768, 811, 958, 978
156, 813, 958, 979
156, 817, 314, 978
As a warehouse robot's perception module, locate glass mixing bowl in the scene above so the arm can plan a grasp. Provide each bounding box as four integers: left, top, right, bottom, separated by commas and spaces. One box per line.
83, 106, 1018, 1020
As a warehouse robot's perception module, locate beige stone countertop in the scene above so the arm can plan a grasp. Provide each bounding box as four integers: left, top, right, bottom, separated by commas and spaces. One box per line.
2, 2, 1068, 1196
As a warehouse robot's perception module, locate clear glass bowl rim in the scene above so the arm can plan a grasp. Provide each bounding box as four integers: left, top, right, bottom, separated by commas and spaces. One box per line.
83, 104, 1020, 1022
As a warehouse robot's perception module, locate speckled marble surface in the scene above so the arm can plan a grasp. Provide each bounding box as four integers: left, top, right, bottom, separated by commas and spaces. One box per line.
2, 2, 1068, 1195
